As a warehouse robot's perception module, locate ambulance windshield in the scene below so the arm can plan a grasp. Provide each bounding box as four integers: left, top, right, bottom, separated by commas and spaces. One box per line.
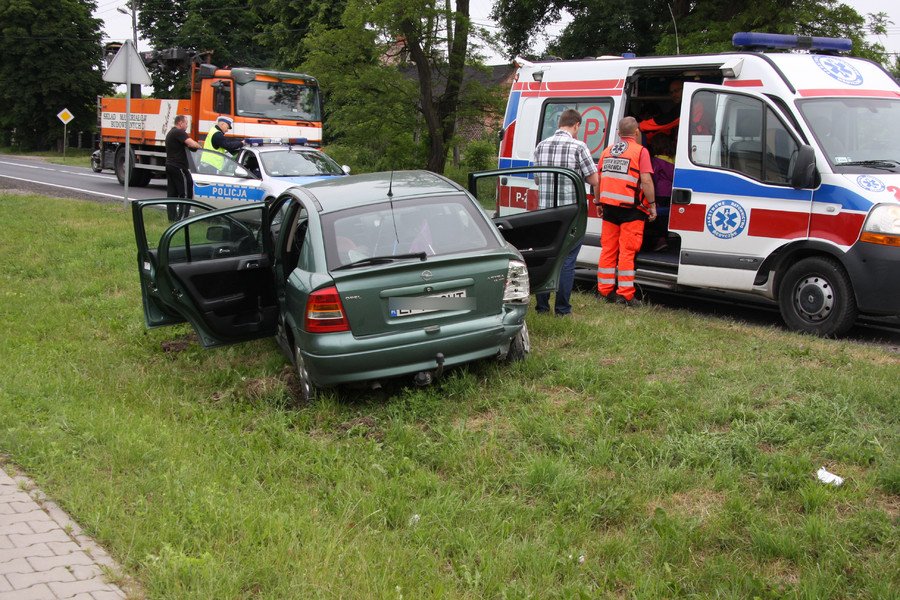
236, 81, 321, 122
798, 98, 900, 173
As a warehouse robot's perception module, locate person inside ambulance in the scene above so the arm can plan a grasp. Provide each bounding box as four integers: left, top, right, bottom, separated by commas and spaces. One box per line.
639, 80, 683, 141
594, 117, 656, 307
641, 80, 714, 143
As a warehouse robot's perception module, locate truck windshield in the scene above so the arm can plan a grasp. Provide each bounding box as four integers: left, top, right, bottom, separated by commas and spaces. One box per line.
235, 81, 321, 122
797, 98, 900, 173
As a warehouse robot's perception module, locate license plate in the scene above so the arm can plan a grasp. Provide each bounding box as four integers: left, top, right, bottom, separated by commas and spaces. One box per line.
389, 289, 468, 317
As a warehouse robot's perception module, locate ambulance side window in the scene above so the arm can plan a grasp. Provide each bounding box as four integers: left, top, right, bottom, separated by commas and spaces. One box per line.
690, 91, 798, 185
538, 99, 613, 160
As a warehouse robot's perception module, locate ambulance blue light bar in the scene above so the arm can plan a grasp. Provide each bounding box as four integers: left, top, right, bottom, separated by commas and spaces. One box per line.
732, 32, 852, 53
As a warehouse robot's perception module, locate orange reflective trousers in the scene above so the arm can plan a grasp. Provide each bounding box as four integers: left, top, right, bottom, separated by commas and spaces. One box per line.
597, 218, 645, 301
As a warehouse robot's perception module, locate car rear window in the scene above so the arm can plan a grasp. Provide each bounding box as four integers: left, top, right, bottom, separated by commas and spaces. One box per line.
322, 195, 501, 270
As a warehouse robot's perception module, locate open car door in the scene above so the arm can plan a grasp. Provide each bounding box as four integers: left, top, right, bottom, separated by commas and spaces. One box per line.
468, 166, 588, 293
131, 199, 278, 347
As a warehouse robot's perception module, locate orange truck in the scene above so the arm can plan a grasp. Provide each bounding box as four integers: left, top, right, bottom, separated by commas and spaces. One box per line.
94, 62, 323, 185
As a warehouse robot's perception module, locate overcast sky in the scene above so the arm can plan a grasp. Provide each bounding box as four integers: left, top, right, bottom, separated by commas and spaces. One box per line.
95, 0, 900, 65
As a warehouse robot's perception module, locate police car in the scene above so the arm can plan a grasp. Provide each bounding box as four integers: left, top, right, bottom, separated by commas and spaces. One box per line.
188, 139, 349, 209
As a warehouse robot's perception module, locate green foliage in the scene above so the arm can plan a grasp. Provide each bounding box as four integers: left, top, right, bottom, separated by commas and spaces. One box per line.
300, 1, 498, 173
494, 1, 892, 68
301, 23, 426, 171
463, 138, 497, 171
0, 0, 109, 150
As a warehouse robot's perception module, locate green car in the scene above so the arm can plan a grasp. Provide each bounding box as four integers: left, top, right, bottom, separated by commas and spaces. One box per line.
132, 168, 587, 400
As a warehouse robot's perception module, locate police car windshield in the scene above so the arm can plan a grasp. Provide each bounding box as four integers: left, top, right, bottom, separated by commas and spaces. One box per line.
259, 150, 344, 177
235, 81, 321, 122
798, 98, 900, 173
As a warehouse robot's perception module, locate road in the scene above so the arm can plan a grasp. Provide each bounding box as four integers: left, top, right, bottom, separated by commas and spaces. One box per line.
0, 155, 167, 203
3, 154, 898, 349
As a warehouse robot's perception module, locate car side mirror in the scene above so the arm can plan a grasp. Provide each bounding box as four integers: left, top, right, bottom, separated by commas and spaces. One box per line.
342, 165, 351, 175
791, 145, 818, 189
206, 225, 228, 242
234, 165, 253, 179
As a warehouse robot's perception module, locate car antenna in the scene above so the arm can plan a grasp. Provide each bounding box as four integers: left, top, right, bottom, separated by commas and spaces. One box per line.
387, 170, 400, 248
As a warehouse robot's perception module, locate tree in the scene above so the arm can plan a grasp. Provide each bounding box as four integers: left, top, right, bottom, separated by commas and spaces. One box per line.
138, 0, 276, 97
301, 0, 494, 174
492, 1, 890, 66
0, 0, 109, 150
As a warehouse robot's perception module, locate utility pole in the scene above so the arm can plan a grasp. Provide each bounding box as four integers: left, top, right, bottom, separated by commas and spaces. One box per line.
117, 2, 141, 99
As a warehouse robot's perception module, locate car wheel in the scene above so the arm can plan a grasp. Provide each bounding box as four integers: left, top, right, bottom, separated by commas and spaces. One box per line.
777, 256, 857, 337
505, 322, 531, 362
293, 342, 319, 402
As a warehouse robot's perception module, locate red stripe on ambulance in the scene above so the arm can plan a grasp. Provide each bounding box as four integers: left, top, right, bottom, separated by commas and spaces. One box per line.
748, 209, 808, 239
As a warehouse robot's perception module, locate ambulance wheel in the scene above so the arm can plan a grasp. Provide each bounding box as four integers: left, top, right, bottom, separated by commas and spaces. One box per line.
778, 256, 857, 337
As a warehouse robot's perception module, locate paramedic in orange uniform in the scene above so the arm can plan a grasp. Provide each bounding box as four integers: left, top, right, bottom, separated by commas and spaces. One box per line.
594, 117, 656, 307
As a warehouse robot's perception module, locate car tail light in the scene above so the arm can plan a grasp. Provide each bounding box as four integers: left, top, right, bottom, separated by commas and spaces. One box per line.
503, 260, 530, 303
304, 287, 350, 333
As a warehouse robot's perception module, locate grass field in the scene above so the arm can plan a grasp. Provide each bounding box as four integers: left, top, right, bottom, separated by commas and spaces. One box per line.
0, 193, 897, 598
0, 147, 93, 168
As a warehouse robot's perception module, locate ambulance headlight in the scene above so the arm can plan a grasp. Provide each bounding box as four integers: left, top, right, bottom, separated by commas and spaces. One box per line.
503, 260, 530, 303
860, 204, 900, 247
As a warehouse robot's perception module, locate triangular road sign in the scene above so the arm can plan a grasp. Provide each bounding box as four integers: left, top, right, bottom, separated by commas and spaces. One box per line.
103, 39, 152, 85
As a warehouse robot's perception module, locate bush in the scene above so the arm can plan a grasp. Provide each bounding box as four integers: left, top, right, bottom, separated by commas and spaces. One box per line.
463, 139, 497, 172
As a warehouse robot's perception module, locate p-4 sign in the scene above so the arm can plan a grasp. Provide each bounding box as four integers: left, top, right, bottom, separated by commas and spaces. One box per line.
57, 108, 74, 125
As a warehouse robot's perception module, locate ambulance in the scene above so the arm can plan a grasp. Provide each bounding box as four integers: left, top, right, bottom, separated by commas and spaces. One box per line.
496, 32, 900, 336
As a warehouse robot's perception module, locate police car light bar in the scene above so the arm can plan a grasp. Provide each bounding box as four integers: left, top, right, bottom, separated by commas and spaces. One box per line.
732, 32, 852, 53
245, 137, 309, 146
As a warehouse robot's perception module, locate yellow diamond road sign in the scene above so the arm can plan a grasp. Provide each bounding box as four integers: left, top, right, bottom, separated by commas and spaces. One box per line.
57, 108, 74, 125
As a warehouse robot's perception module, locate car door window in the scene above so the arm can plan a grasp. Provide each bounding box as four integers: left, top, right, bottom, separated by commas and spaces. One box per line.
690, 91, 799, 185
169, 213, 263, 264
190, 149, 244, 177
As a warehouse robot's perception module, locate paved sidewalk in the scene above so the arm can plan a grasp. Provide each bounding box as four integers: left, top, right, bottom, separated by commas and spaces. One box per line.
0, 464, 130, 600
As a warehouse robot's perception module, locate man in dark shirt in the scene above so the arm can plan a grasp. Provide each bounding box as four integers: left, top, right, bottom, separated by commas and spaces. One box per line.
165, 115, 200, 220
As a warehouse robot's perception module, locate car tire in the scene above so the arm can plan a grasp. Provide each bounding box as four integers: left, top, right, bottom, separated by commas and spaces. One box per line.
90, 151, 102, 173
777, 256, 857, 337
505, 322, 530, 362
293, 342, 319, 403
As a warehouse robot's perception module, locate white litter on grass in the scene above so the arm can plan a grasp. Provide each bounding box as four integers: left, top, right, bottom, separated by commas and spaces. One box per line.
408, 513, 421, 526
817, 466, 844, 486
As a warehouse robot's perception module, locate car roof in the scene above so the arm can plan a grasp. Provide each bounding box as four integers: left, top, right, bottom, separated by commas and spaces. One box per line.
299, 170, 464, 212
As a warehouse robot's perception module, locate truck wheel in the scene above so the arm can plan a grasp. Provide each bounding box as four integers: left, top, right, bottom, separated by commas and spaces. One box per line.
132, 169, 152, 187
777, 256, 857, 337
505, 323, 531, 362
114, 147, 150, 186
90, 151, 102, 173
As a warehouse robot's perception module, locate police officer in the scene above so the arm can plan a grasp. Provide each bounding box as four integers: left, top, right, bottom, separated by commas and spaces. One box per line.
201, 115, 245, 171
594, 117, 656, 307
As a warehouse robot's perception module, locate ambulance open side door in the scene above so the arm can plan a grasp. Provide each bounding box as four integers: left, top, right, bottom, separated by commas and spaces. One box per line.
668, 83, 814, 291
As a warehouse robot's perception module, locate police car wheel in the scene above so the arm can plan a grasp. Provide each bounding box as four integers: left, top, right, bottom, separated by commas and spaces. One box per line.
778, 256, 857, 337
